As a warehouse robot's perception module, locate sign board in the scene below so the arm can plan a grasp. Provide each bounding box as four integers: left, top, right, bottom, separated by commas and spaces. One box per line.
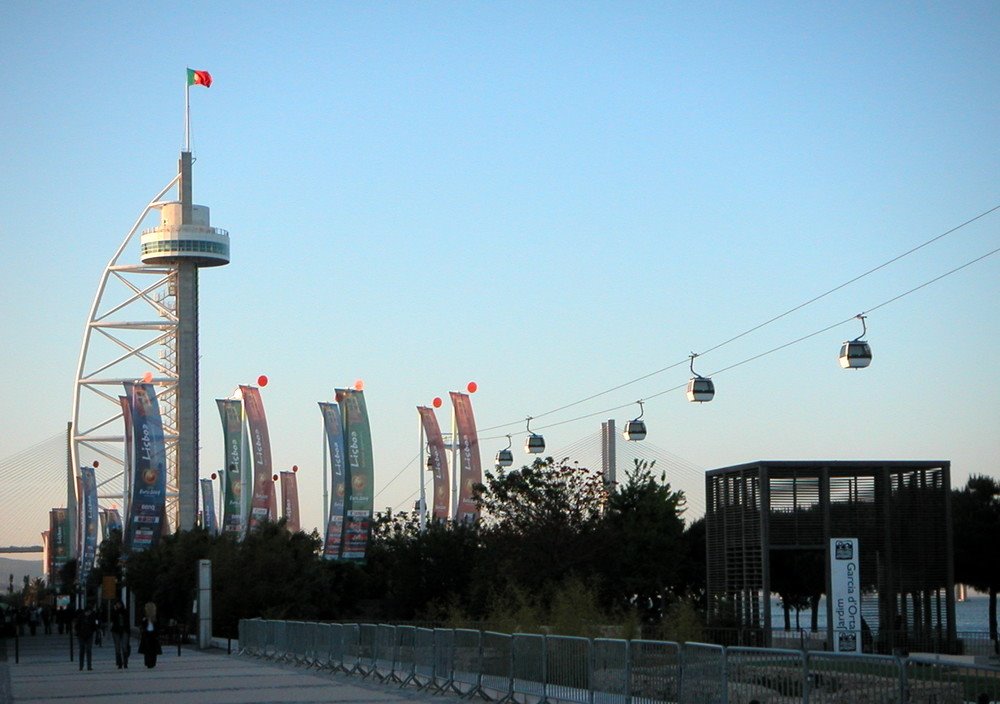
102, 575, 117, 600
830, 537, 861, 653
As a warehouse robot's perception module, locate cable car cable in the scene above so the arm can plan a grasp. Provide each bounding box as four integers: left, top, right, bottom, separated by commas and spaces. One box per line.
477, 203, 1000, 434
479, 242, 1000, 440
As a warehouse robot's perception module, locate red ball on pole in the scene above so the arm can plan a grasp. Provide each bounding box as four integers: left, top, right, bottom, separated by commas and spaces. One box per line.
257, 375, 268, 387
432, 397, 443, 408
292, 465, 298, 473
467, 381, 478, 394
354, 379, 364, 391
211, 472, 217, 480
272, 474, 278, 482
92, 460, 99, 468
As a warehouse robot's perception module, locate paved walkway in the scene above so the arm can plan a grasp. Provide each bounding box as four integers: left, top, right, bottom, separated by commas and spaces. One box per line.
2, 632, 456, 704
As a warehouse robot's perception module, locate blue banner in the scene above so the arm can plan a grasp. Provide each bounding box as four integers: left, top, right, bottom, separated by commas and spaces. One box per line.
123, 381, 167, 552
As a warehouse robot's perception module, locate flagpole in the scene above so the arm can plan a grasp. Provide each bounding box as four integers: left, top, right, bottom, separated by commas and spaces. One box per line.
184, 70, 191, 152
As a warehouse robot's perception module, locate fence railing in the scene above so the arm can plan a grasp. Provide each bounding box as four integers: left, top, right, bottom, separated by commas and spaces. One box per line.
237, 619, 1000, 703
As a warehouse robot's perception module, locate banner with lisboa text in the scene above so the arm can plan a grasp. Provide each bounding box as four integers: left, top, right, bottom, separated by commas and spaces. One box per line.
338, 389, 374, 561
216, 399, 246, 535
319, 401, 347, 559
418, 406, 450, 520
78, 466, 99, 585
279, 471, 300, 532
48, 508, 69, 588
450, 392, 481, 522
240, 385, 274, 533
123, 382, 167, 552
201, 478, 218, 535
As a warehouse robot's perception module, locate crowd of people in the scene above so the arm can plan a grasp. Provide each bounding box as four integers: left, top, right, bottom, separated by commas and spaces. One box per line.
1, 598, 162, 671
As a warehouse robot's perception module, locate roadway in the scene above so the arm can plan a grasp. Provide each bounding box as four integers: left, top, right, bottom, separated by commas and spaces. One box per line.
1, 631, 457, 704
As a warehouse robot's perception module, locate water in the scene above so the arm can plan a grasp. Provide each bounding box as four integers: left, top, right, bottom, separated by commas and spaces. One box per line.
770, 595, 993, 632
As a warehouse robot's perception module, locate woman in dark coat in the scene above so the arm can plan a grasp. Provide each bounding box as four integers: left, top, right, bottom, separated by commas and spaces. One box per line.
137, 602, 162, 668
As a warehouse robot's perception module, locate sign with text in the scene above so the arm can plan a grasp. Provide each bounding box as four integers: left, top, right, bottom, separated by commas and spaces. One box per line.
830, 537, 861, 653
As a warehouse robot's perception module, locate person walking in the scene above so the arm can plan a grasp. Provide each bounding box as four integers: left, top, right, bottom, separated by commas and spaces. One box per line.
138, 602, 162, 668
75, 607, 98, 671
109, 600, 130, 669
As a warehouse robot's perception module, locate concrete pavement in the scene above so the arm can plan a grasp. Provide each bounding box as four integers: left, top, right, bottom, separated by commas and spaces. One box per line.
3, 632, 459, 704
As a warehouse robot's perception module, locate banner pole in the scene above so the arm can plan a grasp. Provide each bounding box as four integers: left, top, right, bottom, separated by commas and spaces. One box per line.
418, 415, 426, 533
451, 400, 458, 522
322, 414, 329, 530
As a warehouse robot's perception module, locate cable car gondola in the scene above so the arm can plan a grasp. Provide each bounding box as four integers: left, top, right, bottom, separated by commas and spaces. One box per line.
686, 353, 715, 403
495, 434, 514, 469
839, 314, 872, 369
623, 400, 647, 441
524, 417, 545, 454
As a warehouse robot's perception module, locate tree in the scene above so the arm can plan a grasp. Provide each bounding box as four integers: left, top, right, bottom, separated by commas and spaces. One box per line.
952, 475, 1000, 644
596, 459, 689, 623
474, 456, 608, 605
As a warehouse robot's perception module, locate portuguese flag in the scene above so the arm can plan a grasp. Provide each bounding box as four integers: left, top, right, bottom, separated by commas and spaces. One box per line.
187, 69, 212, 88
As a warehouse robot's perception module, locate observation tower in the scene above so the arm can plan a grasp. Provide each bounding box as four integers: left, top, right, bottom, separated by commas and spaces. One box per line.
71, 77, 227, 552
139, 151, 230, 530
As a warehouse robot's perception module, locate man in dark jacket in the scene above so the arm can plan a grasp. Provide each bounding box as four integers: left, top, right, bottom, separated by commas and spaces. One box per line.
75, 607, 98, 671
109, 600, 130, 668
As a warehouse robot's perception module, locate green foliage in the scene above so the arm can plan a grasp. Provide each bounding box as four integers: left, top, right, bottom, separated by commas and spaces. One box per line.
952, 475, 1000, 640
598, 459, 689, 622
661, 599, 704, 643
102, 455, 704, 638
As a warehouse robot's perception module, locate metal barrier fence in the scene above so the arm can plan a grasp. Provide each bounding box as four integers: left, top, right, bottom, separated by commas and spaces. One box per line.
237, 619, 1000, 703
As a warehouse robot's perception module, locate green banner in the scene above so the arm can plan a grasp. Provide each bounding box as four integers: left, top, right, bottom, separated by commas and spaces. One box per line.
217, 399, 245, 535
337, 388, 374, 561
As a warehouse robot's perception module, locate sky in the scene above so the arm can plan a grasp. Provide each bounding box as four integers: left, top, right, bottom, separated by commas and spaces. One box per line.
1, 1, 998, 548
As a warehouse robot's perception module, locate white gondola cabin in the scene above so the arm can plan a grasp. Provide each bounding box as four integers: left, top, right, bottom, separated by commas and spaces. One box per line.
839, 314, 872, 369
495, 448, 514, 468
623, 419, 647, 441
686, 353, 715, 403
686, 376, 715, 402
839, 340, 872, 369
525, 434, 545, 454
623, 401, 647, 441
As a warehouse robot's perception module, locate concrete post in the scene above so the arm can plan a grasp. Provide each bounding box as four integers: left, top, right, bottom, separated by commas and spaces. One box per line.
198, 559, 211, 649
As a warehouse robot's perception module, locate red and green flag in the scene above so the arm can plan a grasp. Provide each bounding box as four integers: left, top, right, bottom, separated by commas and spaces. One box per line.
187, 68, 212, 87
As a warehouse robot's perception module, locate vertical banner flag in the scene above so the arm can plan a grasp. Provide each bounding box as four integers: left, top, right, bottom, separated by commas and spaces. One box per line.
41, 530, 50, 587
105, 509, 123, 535
119, 395, 133, 520
449, 392, 482, 522
417, 406, 451, 520
319, 402, 347, 559
48, 508, 69, 588
279, 471, 301, 532
216, 399, 245, 535
337, 389, 374, 561
78, 466, 99, 585
240, 385, 274, 532
123, 382, 167, 552
201, 479, 218, 535
831, 537, 861, 653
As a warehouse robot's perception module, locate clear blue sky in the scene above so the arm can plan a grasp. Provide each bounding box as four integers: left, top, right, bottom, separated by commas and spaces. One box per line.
1, 1, 998, 547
